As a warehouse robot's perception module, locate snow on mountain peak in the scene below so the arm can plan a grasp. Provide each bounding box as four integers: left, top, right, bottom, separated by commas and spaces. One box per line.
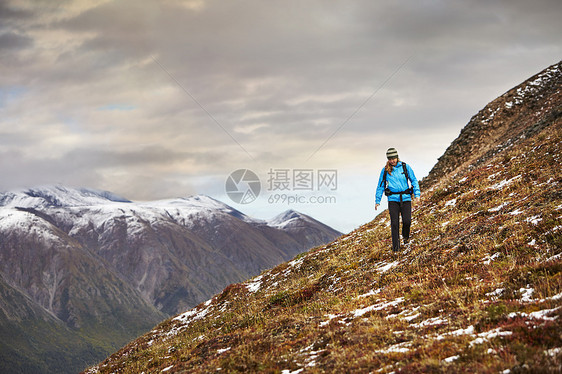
268, 210, 310, 228
0, 185, 131, 209
144, 194, 252, 222
0, 187, 318, 231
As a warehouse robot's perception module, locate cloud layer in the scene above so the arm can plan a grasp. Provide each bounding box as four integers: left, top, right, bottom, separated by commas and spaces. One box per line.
1, 0, 561, 231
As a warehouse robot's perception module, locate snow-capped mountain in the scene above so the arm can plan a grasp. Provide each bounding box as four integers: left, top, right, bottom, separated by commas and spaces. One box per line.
0, 188, 341, 373
268, 209, 308, 227
0, 185, 132, 208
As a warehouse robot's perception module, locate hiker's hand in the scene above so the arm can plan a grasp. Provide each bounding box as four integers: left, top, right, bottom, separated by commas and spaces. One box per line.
411, 198, 416, 209
375, 204, 380, 211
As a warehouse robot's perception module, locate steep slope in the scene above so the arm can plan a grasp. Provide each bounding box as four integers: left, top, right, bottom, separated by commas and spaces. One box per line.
0, 274, 122, 374
422, 60, 561, 189
85, 63, 561, 373
0, 189, 340, 373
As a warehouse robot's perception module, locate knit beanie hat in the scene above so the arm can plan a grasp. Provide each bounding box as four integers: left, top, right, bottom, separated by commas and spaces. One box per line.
386, 147, 399, 159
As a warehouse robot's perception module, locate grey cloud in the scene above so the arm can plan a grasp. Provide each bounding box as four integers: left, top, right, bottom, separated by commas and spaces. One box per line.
39, 0, 540, 129
0, 2, 33, 25
0, 31, 33, 50
0, 130, 34, 148
61, 146, 203, 169
0, 145, 223, 197
0, 149, 103, 192
58, 2, 157, 62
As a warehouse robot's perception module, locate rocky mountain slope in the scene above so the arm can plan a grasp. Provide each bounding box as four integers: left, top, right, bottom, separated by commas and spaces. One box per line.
0, 190, 340, 373
85, 61, 561, 373
422, 61, 561, 189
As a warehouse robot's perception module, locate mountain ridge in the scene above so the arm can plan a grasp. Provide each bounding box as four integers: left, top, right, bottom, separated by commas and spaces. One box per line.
0, 189, 341, 373
84, 61, 561, 373
0, 185, 132, 208
422, 60, 561, 189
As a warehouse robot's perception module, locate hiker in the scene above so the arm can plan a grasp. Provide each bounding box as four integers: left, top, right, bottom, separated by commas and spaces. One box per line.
375, 147, 421, 253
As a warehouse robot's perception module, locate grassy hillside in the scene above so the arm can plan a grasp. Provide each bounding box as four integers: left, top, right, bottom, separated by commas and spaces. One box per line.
84, 120, 561, 373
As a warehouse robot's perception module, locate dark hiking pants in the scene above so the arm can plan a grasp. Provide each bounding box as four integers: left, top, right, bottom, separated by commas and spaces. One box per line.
389, 201, 412, 251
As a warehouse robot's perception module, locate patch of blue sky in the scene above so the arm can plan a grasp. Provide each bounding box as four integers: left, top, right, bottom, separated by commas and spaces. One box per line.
97, 104, 136, 111
58, 115, 83, 133
0, 86, 27, 108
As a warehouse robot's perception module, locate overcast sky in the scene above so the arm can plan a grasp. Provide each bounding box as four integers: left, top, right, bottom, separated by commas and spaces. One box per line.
1, 0, 561, 232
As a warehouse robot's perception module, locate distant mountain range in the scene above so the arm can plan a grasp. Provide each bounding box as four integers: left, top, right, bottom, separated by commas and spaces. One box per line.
0, 187, 341, 373
84, 61, 561, 373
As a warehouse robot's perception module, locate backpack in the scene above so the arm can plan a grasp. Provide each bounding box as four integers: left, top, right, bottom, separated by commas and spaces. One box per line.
380, 162, 413, 200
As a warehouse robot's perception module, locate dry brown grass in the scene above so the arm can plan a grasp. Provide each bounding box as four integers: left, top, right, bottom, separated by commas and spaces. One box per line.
85, 124, 561, 373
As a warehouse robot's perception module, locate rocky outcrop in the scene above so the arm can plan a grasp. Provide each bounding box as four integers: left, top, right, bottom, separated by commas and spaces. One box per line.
422, 61, 561, 189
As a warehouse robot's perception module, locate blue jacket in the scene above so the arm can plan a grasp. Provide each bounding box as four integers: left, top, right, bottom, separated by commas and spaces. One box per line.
375, 161, 421, 204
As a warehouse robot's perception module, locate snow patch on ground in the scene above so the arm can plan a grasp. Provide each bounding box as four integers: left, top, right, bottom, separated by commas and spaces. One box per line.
490, 175, 521, 190
375, 260, 400, 273
525, 215, 542, 225
375, 342, 411, 354
469, 328, 513, 347
410, 317, 448, 329
358, 289, 381, 298
169, 299, 213, 336
489, 202, 509, 212
482, 252, 501, 265
508, 306, 561, 322
245, 275, 264, 293
320, 297, 406, 327
444, 355, 459, 363
445, 198, 457, 208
